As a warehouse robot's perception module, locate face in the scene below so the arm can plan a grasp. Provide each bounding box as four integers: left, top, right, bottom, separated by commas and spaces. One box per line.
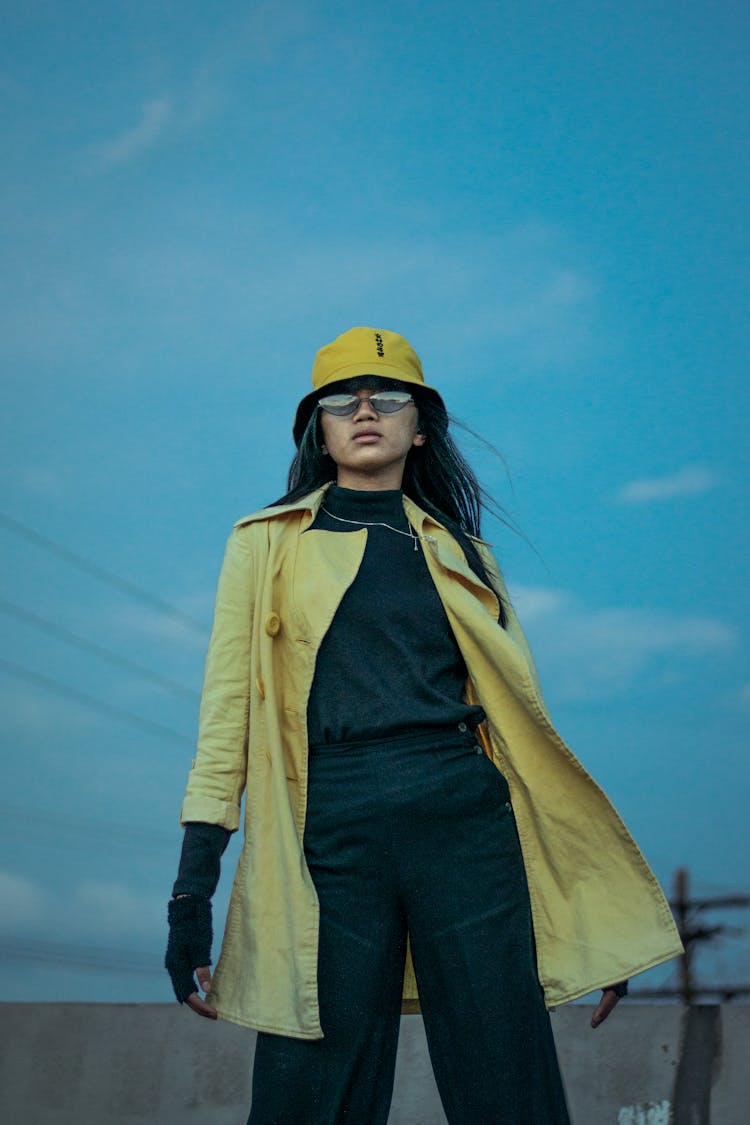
318, 386, 426, 490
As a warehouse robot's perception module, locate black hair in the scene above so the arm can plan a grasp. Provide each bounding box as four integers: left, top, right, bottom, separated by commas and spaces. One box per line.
270, 376, 510, 626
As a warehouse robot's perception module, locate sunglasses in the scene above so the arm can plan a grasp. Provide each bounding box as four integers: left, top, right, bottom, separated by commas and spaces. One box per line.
317, 390, 414, 417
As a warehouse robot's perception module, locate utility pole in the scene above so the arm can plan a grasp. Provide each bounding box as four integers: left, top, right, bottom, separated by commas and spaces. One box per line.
630, 866, 750, 1002
670, 867, 748, 1003
674, 867, 695, 1004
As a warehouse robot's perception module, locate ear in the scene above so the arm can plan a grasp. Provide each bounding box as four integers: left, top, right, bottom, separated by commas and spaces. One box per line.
412, 431, 427, 447
320, 444, 328, 455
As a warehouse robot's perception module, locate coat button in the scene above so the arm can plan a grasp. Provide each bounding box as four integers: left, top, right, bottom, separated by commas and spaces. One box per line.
255, 678, 266, 699
264, 612, 281, 637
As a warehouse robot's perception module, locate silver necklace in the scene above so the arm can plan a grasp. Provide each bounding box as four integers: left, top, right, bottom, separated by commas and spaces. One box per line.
321, 506, 422, 551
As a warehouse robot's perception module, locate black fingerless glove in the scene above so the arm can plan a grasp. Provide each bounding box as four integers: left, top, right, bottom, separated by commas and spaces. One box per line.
166, 822, 231, 1003
165, 895, 213, 1003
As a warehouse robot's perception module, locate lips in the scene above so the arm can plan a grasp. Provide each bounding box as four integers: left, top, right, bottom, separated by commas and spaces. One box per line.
352, 430, 381, 442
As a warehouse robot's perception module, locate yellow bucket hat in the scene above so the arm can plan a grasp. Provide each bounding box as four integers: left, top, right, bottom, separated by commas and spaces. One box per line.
293, 326, 446, 446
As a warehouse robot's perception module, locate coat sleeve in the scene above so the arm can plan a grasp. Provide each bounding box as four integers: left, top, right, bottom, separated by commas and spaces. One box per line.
179, 527, 257, 831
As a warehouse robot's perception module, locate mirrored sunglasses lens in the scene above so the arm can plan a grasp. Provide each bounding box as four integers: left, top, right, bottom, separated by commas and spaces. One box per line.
319, 394, 358, 415
370, 392, 412, 412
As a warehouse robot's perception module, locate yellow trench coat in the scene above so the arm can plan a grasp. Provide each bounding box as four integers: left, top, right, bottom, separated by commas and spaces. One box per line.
180, 485, 682, 1038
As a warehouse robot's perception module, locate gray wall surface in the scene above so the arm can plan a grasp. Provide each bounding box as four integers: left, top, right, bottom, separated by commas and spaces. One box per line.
0, 1003, 746, 1124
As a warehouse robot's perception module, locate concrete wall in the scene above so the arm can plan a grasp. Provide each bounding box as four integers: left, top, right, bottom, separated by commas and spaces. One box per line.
1, 1004, 747, 1124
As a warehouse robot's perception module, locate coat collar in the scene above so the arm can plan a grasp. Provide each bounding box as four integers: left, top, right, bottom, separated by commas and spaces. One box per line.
234, 484, 491, 546
233, 484, 332, 531
234, 486, 497, 616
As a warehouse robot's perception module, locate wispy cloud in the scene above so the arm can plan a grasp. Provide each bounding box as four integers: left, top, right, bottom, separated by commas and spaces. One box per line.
73, 880, 161, 941
0, 871, 165, 945
95, 97, 173, 168
109, 600, 211, 647
616, 465, 720, 504
510, 584, 737, 701
1, 686, 103, 737
97, 224, 597, 379
507, 586, 568, 621
87, 5, 315, 174
0, 871, 45, 932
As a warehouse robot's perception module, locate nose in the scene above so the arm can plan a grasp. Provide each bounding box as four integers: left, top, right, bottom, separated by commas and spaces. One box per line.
351, 394, 378, 420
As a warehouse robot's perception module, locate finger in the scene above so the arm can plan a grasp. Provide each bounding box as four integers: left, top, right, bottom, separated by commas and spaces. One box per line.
591, 989, 619, 1028
195, 965, 212, 994
590, 989, 620, 1029
186, 991, 218, 1020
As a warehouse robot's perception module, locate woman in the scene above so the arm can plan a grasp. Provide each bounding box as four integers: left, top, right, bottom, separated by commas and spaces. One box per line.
166, 327, 682, 1124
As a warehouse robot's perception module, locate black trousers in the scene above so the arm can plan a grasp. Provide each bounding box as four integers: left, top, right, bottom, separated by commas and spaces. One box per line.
248, 726, 571, 1125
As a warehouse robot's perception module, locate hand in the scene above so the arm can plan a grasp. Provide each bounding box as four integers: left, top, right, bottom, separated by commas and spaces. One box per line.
590, 987, 622, 1029
186, 965, 218, 1020
165, 896, 217, 1018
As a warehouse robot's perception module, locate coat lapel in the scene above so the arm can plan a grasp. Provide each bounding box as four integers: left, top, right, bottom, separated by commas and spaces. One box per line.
403, 498, 500, 620
292, 522, 368, 645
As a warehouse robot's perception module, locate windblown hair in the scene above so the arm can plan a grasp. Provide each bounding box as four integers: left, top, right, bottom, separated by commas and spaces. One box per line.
271, 376, 510, 626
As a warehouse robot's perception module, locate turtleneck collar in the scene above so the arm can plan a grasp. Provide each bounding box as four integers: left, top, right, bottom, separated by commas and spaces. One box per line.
323, 484, 408, 525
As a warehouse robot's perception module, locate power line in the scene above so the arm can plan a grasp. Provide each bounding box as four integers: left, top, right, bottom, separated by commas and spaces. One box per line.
0, 657, 193, 745
687, 877, 747, 897
680, 895, 750, 912
650, 866, 750, 1005
673, 866, 750, 1004
0, 510, 208, 634
0, 596, 200, 701
0, 804, 181, 849
632, 984, 750, 1001
0, 937, 164, 975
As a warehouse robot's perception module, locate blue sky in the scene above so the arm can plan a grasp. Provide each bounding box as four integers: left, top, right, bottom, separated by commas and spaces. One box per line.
2, 1, 748, 1002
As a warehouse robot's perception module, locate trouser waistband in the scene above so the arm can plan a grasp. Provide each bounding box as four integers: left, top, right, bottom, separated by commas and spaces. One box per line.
308, 719, 482, 757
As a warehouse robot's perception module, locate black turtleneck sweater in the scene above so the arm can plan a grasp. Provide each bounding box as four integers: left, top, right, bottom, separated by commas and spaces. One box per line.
305, 485, 484, 747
